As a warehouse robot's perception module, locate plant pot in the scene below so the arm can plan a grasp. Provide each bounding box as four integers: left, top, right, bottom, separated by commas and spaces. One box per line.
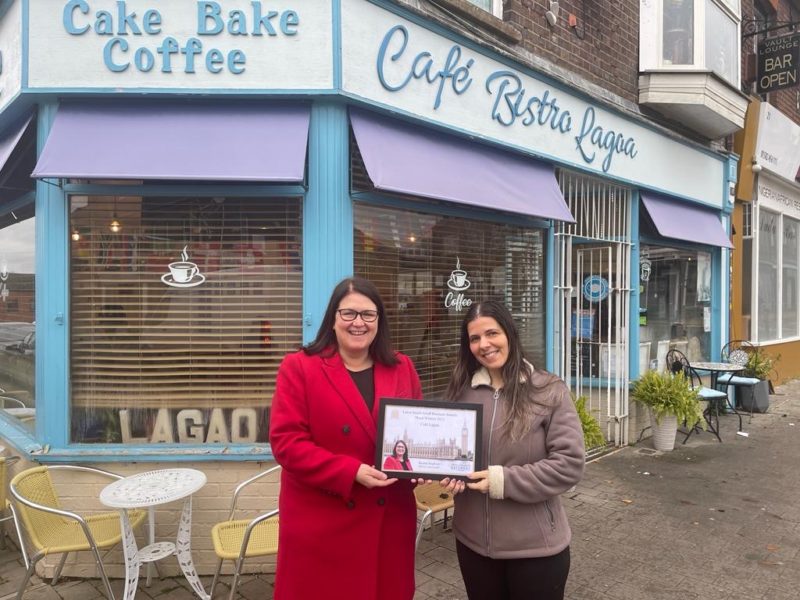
650, 412, 678, 451
737, 380, 770, 413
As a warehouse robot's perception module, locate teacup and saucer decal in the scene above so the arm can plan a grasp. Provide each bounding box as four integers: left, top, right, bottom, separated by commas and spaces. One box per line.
162, 246, 206, 288
447, 258, 471, 292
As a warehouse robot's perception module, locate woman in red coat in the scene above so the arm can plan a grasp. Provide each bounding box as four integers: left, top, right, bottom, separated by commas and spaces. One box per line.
269, 277, 423, 600
383, 440, 413, 472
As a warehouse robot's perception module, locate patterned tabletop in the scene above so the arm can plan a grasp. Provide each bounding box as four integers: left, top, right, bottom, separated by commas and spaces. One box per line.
691, 362, 745, 372
99, 468, 207, 509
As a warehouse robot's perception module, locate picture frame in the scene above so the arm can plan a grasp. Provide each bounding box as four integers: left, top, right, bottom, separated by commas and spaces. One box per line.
375, 398, 483, 480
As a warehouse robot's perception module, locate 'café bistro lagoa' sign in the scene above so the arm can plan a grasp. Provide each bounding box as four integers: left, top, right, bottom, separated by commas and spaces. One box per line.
341, 0, 726, 203
374, 25, 637, 174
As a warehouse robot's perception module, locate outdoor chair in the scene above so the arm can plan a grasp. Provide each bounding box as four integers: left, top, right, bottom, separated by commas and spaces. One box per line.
666, 349, 727, 443
718, 340, 763, 416
0, 396, 35, 423
1, 455, 23, 550
10, 465, 146, 600
210, 465, 280, 600
414, 482, 454, 551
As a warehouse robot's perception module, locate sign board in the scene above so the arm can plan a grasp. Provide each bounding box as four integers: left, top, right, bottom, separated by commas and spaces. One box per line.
755, 103, 800, 183
26, 0, 333, 91
340, 0, 726, 207
757, 33, 800, 94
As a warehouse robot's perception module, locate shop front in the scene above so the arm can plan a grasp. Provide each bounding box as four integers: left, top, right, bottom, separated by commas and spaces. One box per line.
733, 100, 800, 383
0, 0, 735, 576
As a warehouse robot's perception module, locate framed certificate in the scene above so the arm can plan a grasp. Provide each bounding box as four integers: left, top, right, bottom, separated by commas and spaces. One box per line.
375, 398, 483, 480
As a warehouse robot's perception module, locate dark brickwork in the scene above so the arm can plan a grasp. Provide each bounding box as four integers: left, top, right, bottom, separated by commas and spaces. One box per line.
504, 0, 640, 103
741, 0, 800, 126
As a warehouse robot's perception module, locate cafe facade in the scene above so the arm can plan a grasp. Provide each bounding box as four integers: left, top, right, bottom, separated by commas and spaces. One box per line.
732, 99, 800, 382
0, 0, 735, 576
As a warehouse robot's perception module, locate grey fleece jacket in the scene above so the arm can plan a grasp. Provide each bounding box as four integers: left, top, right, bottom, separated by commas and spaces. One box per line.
453, 366, 585, 559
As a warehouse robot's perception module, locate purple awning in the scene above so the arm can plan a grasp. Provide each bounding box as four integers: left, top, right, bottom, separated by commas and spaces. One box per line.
32, 103, 310, 182
642, 193, 733, 248
0, 114, 33, 174
350, 108, 574, 222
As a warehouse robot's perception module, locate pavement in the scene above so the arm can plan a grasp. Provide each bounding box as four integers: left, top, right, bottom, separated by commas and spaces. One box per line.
2, 379, 800, 600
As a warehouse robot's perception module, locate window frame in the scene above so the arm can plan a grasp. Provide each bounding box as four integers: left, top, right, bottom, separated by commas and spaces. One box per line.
464, 0, 503, 19
649, 0, 742, 87
752, 203, 800, 343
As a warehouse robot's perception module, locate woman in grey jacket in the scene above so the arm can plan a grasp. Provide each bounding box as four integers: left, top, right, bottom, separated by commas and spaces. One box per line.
442, 301, 585, 600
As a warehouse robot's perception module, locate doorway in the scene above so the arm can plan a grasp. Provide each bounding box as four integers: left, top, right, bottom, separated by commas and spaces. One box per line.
554, 172, 632, 448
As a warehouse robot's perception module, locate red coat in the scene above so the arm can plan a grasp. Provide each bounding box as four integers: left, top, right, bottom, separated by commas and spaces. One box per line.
382, 455, 413, 472
269, 350, 423, 600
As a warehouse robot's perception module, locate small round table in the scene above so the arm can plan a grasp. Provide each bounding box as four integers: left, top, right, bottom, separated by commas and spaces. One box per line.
692, 362, 746, 436
100, 468, 209, 600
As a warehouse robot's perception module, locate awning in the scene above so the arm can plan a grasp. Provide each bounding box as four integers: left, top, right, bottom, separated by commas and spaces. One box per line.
641, 192, 733, 248
350, 108, 574, 222
0, 114, 33, 175
32, 103, 310, 182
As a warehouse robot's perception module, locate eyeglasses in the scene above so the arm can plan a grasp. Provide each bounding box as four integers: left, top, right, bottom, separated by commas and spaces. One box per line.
337, 309, 379, 322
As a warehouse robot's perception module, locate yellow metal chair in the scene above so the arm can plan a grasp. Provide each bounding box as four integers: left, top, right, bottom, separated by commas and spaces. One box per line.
210, 465, 280, 600
1, 455, 22, 550
414, 482, 454, 551
10, 465, 146, 600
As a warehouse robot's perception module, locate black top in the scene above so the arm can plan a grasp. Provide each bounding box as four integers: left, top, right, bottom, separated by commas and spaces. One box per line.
348, 366, 375, 412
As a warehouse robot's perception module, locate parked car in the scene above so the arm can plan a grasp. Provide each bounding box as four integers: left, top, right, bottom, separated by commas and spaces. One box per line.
5, 331, 35, 355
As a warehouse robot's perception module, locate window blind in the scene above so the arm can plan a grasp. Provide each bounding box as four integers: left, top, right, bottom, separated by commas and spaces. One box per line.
354, 203, 546, 400
69, 195, 302, 443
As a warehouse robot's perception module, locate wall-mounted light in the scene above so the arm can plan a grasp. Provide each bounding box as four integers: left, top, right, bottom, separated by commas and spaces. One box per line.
71, 230, 81, 242
109, 217, 121, 233
545, 0, 559, 27
751, 160, 762, 173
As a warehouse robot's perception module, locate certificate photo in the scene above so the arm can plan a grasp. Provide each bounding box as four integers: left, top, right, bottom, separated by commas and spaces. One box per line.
375, 398, 483, 480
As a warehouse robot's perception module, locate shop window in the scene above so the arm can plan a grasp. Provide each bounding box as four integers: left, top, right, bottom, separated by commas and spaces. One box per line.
782, 217, 798, 338
0, 203, 36, 432
354, 203, 546, 398
649, 0, 741, 86
69, 196, 302, 444
757, 209, 779, 340
639, 245, 711, 364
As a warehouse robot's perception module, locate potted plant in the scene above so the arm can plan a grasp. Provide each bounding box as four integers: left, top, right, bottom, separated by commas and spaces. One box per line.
738, 348, 779, 413
573, 395, 606, 450
631, 370, 704, 451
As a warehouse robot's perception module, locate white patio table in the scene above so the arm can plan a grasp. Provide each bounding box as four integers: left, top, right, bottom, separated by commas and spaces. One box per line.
99, 467, 209, 600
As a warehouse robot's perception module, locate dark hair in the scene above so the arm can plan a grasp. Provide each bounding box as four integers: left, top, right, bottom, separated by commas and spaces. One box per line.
392, 440, 410, 468
446, 300, 546, 440
304, 277, 398, 366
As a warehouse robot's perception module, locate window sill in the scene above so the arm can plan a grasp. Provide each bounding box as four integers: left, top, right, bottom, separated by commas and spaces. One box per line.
425, 0, 522, 44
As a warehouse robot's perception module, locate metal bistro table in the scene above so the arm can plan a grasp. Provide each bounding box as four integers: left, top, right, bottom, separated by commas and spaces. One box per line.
692, 362, 746, 434
99, 468, 209, 600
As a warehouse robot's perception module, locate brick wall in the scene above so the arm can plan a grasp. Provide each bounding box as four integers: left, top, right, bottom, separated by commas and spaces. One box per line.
504, 0, 640, 103
741, 0, 800, 126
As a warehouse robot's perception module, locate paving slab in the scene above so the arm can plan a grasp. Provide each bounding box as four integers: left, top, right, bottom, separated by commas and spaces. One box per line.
2, 379, 799, 600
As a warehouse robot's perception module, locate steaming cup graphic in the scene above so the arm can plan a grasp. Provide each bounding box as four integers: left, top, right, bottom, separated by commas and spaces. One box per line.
451, 269, 467, 288
168, 261, 199, 284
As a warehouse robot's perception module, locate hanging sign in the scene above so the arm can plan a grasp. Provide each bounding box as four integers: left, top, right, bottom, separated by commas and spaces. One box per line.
757, 32, 800, 94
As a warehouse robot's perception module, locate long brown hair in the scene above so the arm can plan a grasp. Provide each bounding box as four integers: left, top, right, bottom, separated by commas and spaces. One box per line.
304, 277, 399, 366
446, 300, 549, 440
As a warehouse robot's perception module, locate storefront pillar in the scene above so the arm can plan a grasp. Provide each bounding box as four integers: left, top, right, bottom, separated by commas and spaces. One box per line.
303, 101, 352, 342
629, 192, 641, 378
35, 102, 69, 447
